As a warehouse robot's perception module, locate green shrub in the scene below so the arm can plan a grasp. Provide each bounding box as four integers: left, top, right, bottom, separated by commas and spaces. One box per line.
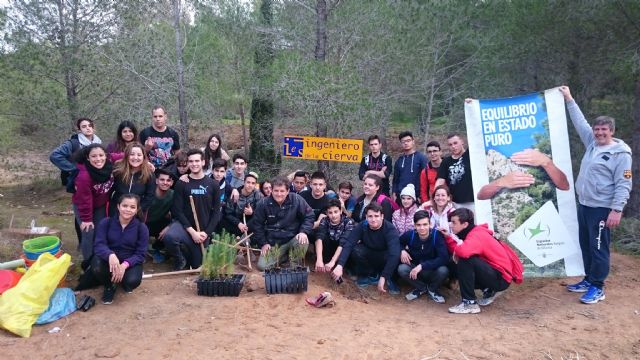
612, 218, 640, 256
288, 245, 306, 268
201, 231, 236, 279
263, 244, 281, 270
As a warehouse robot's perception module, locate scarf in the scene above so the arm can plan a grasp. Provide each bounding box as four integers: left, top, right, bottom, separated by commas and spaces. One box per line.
456, 225, 473, 240
78, 133, 102, 147
86, 161, 113, 183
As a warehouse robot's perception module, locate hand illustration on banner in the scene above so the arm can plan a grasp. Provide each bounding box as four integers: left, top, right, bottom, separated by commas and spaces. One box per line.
477, 148, 570, 200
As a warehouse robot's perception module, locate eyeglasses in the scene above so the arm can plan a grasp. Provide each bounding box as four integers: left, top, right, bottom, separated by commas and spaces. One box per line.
400, 139, 413, 144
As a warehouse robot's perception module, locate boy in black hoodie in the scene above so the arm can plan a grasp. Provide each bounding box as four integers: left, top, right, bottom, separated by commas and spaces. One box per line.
332, 202, 402, 294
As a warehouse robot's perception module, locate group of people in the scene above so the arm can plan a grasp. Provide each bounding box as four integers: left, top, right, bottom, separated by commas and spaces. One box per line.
49, 85, 632, 311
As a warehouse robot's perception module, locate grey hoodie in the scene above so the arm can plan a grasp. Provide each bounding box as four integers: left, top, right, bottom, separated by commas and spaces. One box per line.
566, 100, 632, 211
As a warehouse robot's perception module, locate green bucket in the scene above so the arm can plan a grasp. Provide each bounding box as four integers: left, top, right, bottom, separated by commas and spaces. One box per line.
23, 236, 61, 253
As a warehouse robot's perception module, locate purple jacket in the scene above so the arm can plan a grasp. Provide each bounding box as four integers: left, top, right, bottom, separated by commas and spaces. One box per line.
94, 217, 149, 266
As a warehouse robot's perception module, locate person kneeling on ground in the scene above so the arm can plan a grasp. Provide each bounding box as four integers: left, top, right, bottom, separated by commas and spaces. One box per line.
164, 149, 221, 270
314, 198, 355, 273
145, 168, 174, 263
92, 194, 149, 305
223, 171, 263, 236
252, 176, 315, 270
331, 202, 402, 294
441, 208, 523, 314
398, 210, 449, 303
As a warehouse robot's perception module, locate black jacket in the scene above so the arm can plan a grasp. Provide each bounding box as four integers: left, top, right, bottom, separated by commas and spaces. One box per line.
251, 193, 315, 247
338, 220, 401, 279
352, 192, 393, 223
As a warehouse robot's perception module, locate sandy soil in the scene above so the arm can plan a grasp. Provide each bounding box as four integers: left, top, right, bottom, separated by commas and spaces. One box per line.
0, 252, 638, 359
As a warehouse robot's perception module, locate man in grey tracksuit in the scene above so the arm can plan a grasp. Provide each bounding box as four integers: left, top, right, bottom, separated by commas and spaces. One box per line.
560, 86, 632, 304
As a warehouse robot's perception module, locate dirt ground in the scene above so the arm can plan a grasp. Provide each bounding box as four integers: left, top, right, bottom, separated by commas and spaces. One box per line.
1, 160, 640, 359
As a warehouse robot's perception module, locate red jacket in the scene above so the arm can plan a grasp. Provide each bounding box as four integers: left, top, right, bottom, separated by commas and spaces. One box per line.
72, 163, 115, 222
419, 163, 438, 202
447, 224, 517, 284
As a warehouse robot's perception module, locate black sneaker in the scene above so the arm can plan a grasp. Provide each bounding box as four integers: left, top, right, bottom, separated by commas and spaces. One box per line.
102, 285, 116, 305
427, 288, 446, 304
477, 288, 501, 306
174, 254, 187, 271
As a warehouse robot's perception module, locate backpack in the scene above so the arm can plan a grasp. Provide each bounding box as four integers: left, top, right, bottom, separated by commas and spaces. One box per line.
364, 153, 388, 169
376, 193, 400, 211
498, 240, 524, 284
60, 137, 81, 190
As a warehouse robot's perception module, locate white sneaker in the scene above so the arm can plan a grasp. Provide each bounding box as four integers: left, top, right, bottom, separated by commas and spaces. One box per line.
448, 300, 480, 314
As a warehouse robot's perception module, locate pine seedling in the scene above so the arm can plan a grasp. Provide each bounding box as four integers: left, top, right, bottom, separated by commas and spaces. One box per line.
288, 245, 307, 268
263, 244, 281, 271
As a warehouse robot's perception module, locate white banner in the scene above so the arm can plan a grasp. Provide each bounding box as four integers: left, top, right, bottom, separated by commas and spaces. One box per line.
465, 88, 584, 277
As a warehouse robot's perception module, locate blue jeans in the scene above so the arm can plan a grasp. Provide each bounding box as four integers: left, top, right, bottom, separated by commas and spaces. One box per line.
73, 204, 107, 262
577, 205, 611, 288
163, 221, 209, 269
397, 263, 449, 291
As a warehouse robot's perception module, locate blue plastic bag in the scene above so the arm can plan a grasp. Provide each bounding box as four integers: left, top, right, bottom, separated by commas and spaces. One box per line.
35, 288, 76, 325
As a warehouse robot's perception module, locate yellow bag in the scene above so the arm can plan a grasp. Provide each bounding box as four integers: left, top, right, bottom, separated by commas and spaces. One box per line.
0, 253, 71, 337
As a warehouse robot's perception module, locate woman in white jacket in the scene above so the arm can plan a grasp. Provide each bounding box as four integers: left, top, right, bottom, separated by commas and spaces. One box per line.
421, 185, 456, 234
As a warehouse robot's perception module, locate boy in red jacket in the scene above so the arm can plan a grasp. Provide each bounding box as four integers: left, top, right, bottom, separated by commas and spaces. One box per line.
441, 208, 521, 314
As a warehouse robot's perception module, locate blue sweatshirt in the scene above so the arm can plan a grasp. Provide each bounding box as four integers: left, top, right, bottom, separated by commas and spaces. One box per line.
399, 229, 448, 270
393, 151, 428, 196
94, 217, 149, 266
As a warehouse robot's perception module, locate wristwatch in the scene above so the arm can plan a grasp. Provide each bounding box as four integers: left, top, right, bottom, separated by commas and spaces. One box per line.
613, 209, 622, 213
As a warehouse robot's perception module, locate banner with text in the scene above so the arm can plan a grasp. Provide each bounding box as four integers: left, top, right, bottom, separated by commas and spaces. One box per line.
283, 135, 363, 163
465, 88, 584, 277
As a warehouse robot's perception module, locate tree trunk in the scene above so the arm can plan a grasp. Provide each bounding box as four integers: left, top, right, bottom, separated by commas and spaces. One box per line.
249, 0, 279, 177
627, 77, 640, 217
314, 0, 328, 62
57, 0, 78, 129
421, 80, 436, 152
173, 0, 189, 145
239, 102, 248, 153
315, 0, 329, 176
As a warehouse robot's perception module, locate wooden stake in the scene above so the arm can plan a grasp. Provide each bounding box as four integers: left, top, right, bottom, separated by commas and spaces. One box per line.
243, 213, 252, 270
142, 268, 201, 279
210, 235, 260, 252
189, 195, 206, 256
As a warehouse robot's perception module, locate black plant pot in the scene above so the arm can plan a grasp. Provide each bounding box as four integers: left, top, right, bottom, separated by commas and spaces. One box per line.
196, 274, 246, 297
264, 266, 309, 294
